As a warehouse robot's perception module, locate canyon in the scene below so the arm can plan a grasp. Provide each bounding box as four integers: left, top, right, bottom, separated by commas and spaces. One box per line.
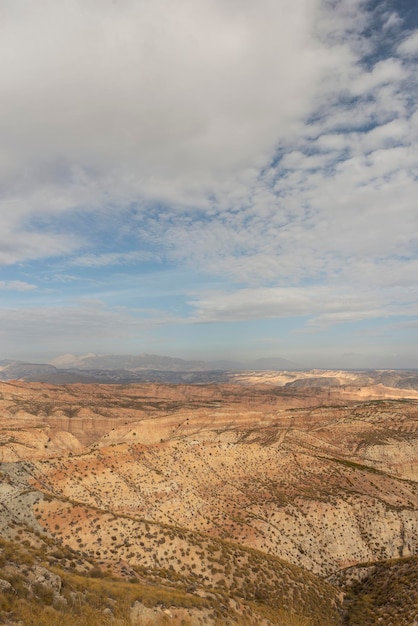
0, 369, 417, 624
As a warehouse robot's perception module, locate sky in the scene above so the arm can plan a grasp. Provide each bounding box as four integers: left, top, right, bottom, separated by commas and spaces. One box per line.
1, 0, 418, 369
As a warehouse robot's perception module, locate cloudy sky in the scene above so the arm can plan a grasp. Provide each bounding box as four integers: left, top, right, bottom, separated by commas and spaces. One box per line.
1, 0, 418, 368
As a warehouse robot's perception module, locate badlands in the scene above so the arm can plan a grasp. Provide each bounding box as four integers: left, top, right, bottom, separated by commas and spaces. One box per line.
0, 369, 417, 625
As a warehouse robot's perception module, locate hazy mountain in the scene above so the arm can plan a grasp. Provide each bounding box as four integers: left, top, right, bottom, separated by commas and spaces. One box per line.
0, 359, 16, 366
49, 352, 303, 371
2, 354, 418, 389
0, 352, 300, 384
0, 358, 230, 384
0, 361, 59, 379
49, 352, 210, 371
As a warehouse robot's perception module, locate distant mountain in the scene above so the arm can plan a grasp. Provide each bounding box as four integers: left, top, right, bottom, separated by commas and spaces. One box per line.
0, 359, 18, 367
49, 353, 303, 372
1, 356, 418, 390
0, 353, 302, 384
50, 353, 211, 372
0, 362, 58, 378
0, 361, 96, 384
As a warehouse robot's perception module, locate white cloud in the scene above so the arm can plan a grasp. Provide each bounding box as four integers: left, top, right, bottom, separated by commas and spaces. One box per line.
153, 116, 418, 286
350, 58, 406, 96
0, 281, 36, 291
187, 282, 418, 328
1, 1, 408, 274
71, 250, 158, 268
188, 284, 397, 322
0, 227, 78, 266
0, 0, 356, 267
382, 12, 403, 31
397, 30, 418, 56
1, 0, 418, 364
0, 0, 331, 207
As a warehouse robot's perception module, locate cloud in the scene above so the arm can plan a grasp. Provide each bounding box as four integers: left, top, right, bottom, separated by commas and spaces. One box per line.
0, 0, 353, 268
0, 0, 331, 207
71, 250, 159, 268
189, 287, 321, 323
397, 29, 418, 56
139, 15, 418, 301
0, 281, 36, 291
350, 58, 406, 96
187, 284, 418, 327
49, 274, 86, 284
0, 226, 78, 266
382, 12, 403, 31
0, 301, 178, 357
1, 1, 418, 364
0, 0, 405, 264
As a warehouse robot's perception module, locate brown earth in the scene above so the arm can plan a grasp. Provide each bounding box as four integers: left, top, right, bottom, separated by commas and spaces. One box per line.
0, 371, 417, 624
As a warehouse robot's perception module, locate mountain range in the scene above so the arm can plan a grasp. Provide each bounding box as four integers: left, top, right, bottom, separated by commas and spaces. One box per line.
0, 353, 302, 384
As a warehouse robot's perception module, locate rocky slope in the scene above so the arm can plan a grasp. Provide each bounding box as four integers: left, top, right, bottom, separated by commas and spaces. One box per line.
337, 555, 418, 625
0, 375, 417, 623
27, 408, 418, 577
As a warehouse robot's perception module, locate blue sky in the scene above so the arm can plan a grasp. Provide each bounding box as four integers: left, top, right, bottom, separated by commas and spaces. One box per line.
1, 0, 418, 368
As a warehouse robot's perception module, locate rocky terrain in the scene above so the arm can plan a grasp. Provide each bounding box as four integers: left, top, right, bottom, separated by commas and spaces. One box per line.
0, 369, 417, 624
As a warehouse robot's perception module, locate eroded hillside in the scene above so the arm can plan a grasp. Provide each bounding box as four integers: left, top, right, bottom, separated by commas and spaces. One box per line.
0, 373, 417, 623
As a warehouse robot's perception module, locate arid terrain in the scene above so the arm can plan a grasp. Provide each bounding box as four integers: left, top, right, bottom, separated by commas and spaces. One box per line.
0, 369, 417, 625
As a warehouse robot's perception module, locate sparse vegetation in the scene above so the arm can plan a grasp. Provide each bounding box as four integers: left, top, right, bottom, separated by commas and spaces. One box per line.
343, 556, 418, 625
0, 376, 417, 624
0, 536, 340, 625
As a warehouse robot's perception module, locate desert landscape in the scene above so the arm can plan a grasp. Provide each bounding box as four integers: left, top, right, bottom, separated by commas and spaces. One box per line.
0, 368, 417, 625
3, 0, 418, 623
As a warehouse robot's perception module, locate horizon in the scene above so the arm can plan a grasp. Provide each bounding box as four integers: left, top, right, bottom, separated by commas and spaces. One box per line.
1, 350, 418, 373
1, 1, 418, 370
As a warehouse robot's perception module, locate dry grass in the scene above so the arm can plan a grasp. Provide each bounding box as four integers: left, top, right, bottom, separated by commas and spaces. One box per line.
0, 536, 341, 625
343, 555, 418, 625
